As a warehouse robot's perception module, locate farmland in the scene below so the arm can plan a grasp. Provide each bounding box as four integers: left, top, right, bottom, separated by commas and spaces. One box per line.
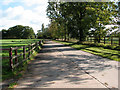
0, 39, 41, 81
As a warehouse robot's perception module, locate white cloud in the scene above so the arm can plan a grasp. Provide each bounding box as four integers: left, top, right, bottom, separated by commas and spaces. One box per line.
2, 0, 14, 5
22, 0, 48, 6
34, 6, 46, 15
0, 2, 50, 34
5, 6, 24, 19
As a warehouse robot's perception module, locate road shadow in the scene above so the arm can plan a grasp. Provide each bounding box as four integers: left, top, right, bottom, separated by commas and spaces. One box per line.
16, 40, 118, 88
17, 54, 92, 88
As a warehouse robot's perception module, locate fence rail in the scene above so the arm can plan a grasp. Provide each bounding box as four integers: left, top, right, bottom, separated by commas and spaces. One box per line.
1, 40, 43, 71
86, 36, 120, 46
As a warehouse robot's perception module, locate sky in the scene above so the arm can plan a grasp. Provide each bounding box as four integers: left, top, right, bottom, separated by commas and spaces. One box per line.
0, 0, 119, 34
0, 0, 50, 34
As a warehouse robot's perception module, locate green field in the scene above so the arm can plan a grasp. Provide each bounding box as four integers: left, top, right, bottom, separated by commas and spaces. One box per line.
0, 39, 41, 81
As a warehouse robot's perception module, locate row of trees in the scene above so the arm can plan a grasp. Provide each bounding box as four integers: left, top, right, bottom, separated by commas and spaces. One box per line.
1, 25, 35, 39
45, 2, 118, 43
37, 24, 51, 39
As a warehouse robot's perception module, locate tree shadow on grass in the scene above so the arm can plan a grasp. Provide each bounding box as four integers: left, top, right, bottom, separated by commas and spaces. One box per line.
84, 48, 120, 60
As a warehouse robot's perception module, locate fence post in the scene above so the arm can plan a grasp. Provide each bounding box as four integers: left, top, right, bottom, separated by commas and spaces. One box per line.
94, 37, 96, 43
9, 47, 13, 70
15, 49, 18, 64
111, 36, 113, 45
23, 46, 26, 59
28, 45, 31, 57
42, 40, 43, 43
90, 37, 92, 43
36, 42, 38, 47
104, 37, 105, 44
39, 41, 41, 46
31, 44, 33, 54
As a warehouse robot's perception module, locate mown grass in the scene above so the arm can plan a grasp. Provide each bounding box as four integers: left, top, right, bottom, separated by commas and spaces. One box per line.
55, 40, 120, 62
0, 39, 42, 81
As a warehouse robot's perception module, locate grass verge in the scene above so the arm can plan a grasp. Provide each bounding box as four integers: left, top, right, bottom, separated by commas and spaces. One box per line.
55, 40, 120, 62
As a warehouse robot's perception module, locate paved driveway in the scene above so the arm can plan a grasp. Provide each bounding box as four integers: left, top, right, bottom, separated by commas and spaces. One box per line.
16, 40, 119, 89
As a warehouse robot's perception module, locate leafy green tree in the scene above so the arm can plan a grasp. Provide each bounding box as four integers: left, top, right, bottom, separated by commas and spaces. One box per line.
47, 2, 118, 43
41, 24, 45, 32
1, 29, 9, 39
48, 21, 58, 39
8, 25, 35, 39
91, 2, 118, 43
47, 2, 95, 42
22, 26, 35, 39
37, 30, 43, 39
47, 2, 67, 41
37, 23, 46, 39
8, 25, 24, 38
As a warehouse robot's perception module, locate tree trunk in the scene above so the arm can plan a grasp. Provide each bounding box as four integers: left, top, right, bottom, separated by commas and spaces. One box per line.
67, 33, 70, 41
98, 35, 100, 43
64, 29, 67, 41
78, 29, 85, 44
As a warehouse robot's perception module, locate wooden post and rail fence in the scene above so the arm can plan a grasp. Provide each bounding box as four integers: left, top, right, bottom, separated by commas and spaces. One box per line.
1, 40, 43, 71
86, 36, 120, 46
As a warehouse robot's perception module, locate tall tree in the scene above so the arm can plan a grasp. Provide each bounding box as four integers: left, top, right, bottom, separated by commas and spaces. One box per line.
47, 2, 118, 43
41, 23, 45, 33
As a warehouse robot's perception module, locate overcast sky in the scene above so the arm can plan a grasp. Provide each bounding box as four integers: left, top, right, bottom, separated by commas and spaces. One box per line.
0, 0, 50, 34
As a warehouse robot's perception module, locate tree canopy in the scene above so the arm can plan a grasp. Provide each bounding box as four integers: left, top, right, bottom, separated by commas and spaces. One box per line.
37, 23, 51, 39
46, 2, 118, 43
1, 25, 35, 39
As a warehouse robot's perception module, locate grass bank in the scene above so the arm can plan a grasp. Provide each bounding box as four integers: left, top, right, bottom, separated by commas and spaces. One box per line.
55, 40, 120, 62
